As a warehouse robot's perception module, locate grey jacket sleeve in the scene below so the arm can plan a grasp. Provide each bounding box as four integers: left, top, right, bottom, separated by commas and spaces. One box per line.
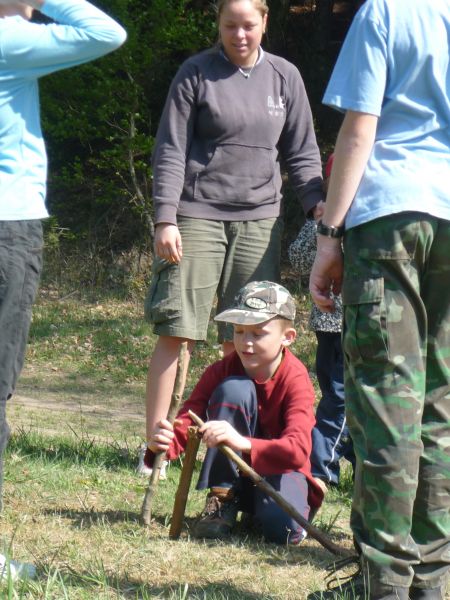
151, 60, 198, 225
277, 64, 324, 216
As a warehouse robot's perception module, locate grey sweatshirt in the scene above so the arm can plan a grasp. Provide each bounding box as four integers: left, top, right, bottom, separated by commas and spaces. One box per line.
152, 47, 324, 225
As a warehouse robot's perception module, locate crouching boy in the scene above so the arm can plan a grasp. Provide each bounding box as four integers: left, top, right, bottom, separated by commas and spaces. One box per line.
145, 281, 324, 543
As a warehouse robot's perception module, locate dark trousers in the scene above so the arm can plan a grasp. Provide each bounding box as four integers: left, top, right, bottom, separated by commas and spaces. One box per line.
0, 220, 43, 509
196, 376, 311, 544
310, 331, 355, 484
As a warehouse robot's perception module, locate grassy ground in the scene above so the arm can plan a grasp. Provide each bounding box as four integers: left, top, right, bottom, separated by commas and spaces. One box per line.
2, 288, 356, 598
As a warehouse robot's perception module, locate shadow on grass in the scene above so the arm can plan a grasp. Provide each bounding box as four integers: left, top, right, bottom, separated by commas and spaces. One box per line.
40, 507, 204, 536
40, 507, 195, 531
6, 428, 180, 471
41, 506, 143, 527
60, 569, 279, 599
40, 507, 351, 571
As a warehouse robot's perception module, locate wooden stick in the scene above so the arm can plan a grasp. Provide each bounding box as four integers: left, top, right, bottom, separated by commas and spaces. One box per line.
188, 410, 352, 557
140, 341, 188, 526
169, 426, 201, 539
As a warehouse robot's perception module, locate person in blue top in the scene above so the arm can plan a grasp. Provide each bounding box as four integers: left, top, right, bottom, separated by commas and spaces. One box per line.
308, 0, 450, 599
0, 0, 126, 580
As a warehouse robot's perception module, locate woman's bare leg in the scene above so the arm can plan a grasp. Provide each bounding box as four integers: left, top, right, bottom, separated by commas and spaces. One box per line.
146, 335, 195, 442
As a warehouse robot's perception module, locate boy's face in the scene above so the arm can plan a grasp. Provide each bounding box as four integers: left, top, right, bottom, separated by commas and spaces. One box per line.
233, 317, 296, 381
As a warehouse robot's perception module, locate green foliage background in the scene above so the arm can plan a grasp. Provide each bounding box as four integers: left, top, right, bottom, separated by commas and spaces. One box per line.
39, 0, 358, 292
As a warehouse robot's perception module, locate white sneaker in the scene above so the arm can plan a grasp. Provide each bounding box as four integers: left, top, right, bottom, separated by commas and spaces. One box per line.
0, 553, 36, 582
313, 476, 328, 496
136, 444, 168, 480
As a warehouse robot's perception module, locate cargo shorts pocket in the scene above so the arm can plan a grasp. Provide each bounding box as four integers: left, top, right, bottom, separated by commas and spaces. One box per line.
144, 258, 182, 324
342, 276, 389, 365
0, 245, 12, 303
21, 245, 43, 309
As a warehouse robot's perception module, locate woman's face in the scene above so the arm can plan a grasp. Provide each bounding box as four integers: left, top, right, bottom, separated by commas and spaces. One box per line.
219, 0, 267, 67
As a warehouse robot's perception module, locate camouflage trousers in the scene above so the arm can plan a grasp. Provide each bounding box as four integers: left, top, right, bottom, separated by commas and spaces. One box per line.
342, 212, 450, 590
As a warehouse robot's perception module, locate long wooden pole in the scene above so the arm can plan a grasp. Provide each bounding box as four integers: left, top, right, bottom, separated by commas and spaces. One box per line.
169, 426, 201, 539
188, 410, 352, 557
141, 341, 188, 526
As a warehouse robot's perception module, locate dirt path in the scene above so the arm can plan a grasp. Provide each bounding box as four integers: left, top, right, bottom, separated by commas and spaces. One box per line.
12, 393, 145, 424
9, 373, 147, 442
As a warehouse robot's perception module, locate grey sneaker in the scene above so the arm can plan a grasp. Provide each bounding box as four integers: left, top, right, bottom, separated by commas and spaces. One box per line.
0, 553, 36, 582
409, 587, 444, 600
193, 487, 239, 539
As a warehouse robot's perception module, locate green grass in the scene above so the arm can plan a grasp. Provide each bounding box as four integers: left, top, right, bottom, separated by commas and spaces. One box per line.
2, 429, 355, 599
27, 296, 156, 383
1, 289, 358, 599
26, 288, 316, 390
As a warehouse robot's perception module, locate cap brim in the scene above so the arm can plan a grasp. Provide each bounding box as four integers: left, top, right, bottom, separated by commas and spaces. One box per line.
214, 308, 278, 325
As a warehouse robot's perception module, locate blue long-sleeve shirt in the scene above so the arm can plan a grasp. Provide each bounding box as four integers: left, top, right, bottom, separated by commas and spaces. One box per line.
0, 0, 126, 220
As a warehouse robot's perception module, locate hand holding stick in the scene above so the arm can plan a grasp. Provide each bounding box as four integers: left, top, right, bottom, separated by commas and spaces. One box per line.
188, 409, 353, 557
141, 341, 188, 526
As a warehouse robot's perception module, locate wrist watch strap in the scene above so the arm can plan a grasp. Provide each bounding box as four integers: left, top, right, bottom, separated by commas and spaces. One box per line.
317, 220, 345, 238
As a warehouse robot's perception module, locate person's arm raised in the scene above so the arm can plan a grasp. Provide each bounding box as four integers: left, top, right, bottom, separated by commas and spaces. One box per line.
2, 0, 126, 74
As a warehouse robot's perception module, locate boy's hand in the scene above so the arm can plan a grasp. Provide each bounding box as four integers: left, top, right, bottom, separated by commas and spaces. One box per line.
147, 418, 182, 454
199, 420, 251, 453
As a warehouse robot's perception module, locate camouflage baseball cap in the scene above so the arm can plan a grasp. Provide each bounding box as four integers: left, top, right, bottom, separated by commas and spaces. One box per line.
214, 281, 296, 325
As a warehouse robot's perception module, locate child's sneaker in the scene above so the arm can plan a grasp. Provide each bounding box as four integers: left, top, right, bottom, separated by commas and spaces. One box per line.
136, 444, 168, 480
0, 553, 36, 582
193, 487, 239, 539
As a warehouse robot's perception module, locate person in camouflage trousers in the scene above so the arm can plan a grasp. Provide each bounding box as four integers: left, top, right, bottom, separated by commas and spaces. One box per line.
343, 215, 450, 596
308, 0, 450, 599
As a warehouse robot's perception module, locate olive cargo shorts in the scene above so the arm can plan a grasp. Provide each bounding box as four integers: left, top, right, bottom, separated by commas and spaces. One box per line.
342, 212, 450, 589
145, 216, 282, 342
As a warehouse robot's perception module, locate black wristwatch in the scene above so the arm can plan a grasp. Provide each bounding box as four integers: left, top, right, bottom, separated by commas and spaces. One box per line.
316, 220, 345, 238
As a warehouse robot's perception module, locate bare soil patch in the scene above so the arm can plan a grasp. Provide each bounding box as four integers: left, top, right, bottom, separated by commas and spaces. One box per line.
11, 365, 146, 443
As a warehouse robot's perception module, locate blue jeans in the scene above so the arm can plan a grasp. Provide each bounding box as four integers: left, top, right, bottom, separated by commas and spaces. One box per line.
310, 331, 355, 485
0, 220, 43, 510
196, 376, 311, 544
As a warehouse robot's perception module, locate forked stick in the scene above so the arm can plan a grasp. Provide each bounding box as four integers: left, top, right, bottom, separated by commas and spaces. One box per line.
169, 426, 201, 539
188, 409, 352, 557
141, 341, 188, 526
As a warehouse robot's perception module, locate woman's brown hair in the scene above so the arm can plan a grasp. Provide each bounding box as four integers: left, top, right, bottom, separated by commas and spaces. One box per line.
216, 0, 269, 21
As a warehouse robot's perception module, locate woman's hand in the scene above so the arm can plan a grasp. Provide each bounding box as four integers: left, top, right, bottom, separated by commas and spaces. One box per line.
154, 224, 183, 263
312, 201, 325, 222
199, 420, 251, 453
147, 418, 182, 454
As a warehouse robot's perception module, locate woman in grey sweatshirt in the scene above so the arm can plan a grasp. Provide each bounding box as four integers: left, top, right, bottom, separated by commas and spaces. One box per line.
143, 0, 324, 460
